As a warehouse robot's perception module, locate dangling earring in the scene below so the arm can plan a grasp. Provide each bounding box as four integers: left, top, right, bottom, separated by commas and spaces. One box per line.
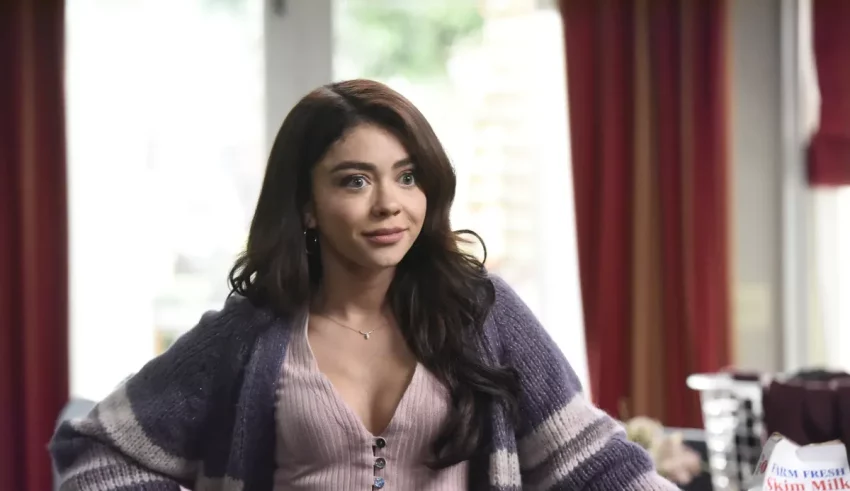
304, 228, 319, 255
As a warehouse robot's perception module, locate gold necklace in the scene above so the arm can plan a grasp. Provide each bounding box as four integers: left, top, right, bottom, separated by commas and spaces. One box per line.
314, 313, 385, 340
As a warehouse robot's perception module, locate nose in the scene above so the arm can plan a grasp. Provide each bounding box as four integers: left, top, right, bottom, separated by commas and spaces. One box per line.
371, 182, 401, 218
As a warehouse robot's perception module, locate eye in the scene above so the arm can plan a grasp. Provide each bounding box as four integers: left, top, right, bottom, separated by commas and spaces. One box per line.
399, 171, 416, 187
341, 174, 368, 189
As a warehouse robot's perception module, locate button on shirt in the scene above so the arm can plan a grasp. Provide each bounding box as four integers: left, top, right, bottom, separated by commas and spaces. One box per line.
273, 317, 469, 490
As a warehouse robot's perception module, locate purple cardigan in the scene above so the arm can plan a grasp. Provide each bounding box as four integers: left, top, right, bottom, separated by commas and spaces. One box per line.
50, 276, 676, 490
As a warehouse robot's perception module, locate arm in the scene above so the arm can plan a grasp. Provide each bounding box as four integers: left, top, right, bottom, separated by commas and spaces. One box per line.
49, 299, 254, 490
489, 277, 677, 491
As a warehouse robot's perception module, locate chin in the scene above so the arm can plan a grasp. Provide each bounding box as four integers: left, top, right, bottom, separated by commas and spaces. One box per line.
354, 246, 411, 270
362, 253, 407, 270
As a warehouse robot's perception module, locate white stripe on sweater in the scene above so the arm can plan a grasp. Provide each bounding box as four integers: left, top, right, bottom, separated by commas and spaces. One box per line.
516, 392, 609, 470
489, 448, 522, 487
61, 445, 171, 490
526, 423, 618, 491
96, 384, 196, 480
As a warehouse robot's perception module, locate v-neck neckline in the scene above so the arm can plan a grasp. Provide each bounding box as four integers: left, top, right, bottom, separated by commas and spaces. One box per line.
300, 315, 421, 438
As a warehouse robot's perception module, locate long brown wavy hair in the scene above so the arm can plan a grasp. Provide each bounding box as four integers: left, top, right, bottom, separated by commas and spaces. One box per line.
229, 79, 518, 467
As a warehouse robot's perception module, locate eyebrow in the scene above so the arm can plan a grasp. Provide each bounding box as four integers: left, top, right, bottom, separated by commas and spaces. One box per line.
329, 158, 414, 173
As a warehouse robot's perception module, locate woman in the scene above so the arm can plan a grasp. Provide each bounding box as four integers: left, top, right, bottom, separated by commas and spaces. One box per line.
50, 80, 675, 490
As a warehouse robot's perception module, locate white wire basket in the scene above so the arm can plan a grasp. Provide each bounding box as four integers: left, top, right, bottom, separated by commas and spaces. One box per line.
687, 373, 770, 491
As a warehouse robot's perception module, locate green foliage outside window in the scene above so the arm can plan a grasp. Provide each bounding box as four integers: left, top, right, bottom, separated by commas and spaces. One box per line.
337, 0, 484, 81
200, 0, 484, 82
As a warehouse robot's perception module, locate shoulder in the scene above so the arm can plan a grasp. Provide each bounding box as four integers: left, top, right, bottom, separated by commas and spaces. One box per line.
484, 273, 584, 390
178, 294, 278, 352
199, 294, 278, 334
488, 274, 534, 324
485, 274, 544, 345
67, 295, 288, 469
480, 275, 546, 361
125, 294, 282, 402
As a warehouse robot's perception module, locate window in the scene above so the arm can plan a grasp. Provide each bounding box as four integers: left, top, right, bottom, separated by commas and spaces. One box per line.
66, 0, 265, 400
810, 189, 850, 370
799, 0, 850, 371
67, 0, 588, 401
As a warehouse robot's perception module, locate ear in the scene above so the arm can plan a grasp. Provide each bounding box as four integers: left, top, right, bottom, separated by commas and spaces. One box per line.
303, 203, 317, 229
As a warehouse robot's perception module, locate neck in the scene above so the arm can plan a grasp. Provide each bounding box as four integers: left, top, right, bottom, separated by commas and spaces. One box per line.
312, 253, 395, 321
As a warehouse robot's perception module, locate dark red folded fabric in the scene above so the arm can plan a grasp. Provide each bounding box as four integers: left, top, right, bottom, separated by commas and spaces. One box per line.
763, 370, 850, 456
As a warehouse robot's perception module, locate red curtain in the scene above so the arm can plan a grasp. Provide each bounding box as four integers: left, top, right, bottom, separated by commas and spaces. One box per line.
809, 0, 850, 186
0, 1, 69, 490
560, 0, 731, 428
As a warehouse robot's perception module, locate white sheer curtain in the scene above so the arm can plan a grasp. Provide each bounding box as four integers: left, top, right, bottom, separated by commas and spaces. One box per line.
811, 190, 850, 370
801, 0, 850, 372
66, 0, 265, 400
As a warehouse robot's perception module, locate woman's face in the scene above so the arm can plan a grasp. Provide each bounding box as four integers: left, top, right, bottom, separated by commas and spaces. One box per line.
307, 123, 427, 273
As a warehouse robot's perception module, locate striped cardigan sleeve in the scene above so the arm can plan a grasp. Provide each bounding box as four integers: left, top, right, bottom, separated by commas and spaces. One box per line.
490, 277, 678, 491
49, 302, 250, 490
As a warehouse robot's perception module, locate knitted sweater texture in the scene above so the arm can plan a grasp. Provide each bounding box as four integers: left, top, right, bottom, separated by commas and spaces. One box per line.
50, 277, 677, 490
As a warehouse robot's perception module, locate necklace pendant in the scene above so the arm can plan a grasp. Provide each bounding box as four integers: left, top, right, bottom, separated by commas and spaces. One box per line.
362, 332, 370, 340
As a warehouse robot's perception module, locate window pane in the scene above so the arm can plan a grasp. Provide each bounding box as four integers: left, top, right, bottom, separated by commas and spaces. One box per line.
811, 189, 850, 370
66, 0, 265, 400
334, 0, 588, 386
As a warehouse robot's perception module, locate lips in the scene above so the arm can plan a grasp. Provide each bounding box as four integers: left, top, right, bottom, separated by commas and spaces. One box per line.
363, 227, 406, 237
362, 227, 406, 245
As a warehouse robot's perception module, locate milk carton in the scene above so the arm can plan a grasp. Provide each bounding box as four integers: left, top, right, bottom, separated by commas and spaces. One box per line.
748, 434, 850, 491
